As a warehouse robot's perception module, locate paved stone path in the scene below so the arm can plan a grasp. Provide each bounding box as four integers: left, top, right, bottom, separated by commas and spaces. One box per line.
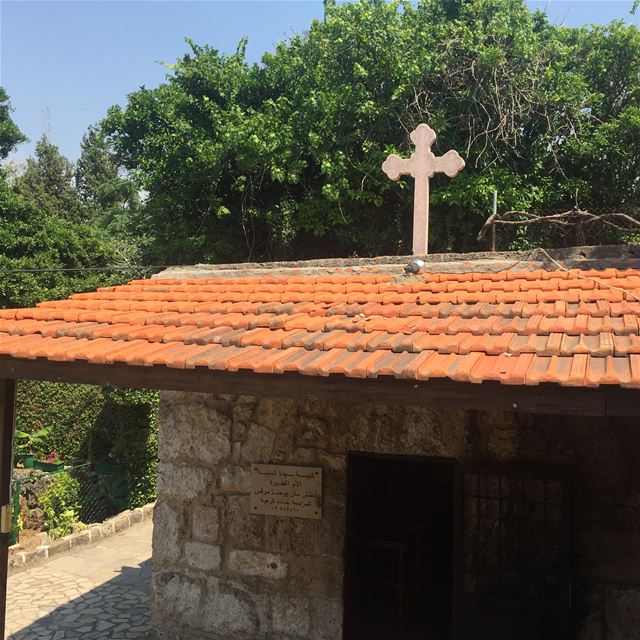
7, 519, 153, 639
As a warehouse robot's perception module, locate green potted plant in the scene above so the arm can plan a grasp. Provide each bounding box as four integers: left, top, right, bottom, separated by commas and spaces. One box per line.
33, 450, 64, 472
14, 427, 52, 468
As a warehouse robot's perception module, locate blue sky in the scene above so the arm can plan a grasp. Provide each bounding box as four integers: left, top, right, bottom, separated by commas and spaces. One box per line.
2, 0, 638, 165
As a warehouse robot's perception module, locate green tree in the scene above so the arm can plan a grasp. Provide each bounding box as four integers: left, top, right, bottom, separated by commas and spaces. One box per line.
0, 176, 120, 307
103, 0, 640, 259
0, 87, 26, 159
15, 136, 87, 221
76, 125, 143, 262
559, 21, 640, 212
76, 125, 120, 207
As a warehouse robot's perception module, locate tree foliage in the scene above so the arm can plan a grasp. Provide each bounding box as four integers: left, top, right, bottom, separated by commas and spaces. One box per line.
0, 87, 26, 160
14, 136, 88, 222
0, 96, 149, 308
0, 176, 123, 307
76, 125, 143, 261
103, 0, 640, 260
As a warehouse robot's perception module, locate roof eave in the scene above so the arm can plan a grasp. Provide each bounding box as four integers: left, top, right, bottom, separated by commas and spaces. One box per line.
1, 356, 638, 418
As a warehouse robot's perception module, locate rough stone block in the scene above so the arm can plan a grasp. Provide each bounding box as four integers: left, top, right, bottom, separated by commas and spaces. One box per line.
67, 529, 91, 548
192, 503, 220, 542
296, 416, 330, 449
475, 410, 520, 431
159, 398, 231, 466
153, 500, 184, 566
606, 586, 640, 640
264, 516, 314, 554
130, 508, 144, 525
231, 422, 248, 445
239, 423, 276, 463
156, 462, 213, 501
359, 405, 403, 453
288, 447, 320, 466
228, 549, 288, 579
112, 512, 131, 533
227, 494, 264, 549
220, 465, 250, 493
487, 427, 518, 460
318, 452, 346, 472
312, 598, 343, 640
232, 398, 256, 429
185, 541, 221, 572
198, 577, 259, 634
298, 399, 339, 424
289, 555, 342, 598
151, 571, 202, 630
142, 502, 156, 520
253, 397, 296, 432
8, 552, 25, 572
328, 407, 371, 453
322, 468, 347, 507
314, 504, 345, 558
398, 405, 465, 456
47, 537, 72, 557
252, 590, 273, 630
23, 546, 48, 564
88, 524, 103, 542
272, 430, 296, 462
272, 594, 311, 636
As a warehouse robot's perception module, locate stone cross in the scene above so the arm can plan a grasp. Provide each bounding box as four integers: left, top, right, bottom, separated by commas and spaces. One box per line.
382, 124, 465, 255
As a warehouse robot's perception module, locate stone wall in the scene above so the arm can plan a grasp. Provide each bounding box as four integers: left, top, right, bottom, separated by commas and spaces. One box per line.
150, 391, 640, 640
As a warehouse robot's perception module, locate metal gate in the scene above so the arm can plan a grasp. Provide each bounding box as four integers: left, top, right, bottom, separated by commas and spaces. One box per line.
453, 463, 572, 640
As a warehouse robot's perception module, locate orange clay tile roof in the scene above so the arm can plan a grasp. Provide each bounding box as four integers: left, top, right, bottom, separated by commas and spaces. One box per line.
1, 266, 640, 388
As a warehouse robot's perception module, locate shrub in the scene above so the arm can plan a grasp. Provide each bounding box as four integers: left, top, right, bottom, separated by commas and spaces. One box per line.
38, 473, 83, 539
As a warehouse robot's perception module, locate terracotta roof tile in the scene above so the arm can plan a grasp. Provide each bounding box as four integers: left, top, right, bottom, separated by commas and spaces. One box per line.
2, 265, 640, 388
629, 354, 640, 386
342, 350, 389, 377
446, 351, 484, 382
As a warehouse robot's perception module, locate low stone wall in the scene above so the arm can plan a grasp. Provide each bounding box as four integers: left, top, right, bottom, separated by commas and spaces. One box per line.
9, 502, 155, 574
151, 391, 640, 640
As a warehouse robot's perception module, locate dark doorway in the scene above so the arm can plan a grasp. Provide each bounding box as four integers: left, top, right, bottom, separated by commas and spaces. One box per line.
343, 455, 573, 640
344, 452, 455, 640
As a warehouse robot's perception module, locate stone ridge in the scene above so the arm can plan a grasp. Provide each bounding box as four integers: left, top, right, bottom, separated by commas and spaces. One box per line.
1, 262, 640, 388
154, 244, 640, 279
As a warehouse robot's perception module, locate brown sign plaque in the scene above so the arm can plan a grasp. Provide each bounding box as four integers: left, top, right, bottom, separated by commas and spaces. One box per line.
250, 464, 322, 519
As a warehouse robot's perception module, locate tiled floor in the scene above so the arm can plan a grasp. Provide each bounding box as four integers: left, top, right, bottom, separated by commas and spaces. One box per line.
7, 519, 153, 639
